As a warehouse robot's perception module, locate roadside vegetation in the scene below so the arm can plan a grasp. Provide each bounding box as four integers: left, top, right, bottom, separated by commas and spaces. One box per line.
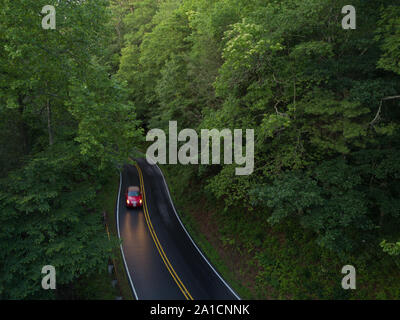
114, 0, 400, 299
1, 0, 399, 299
0, 0, 142, 299
98, 173, 134, 300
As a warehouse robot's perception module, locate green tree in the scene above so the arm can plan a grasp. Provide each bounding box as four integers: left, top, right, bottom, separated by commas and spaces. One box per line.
0, 144, 118, 299
0, 0, 143, 299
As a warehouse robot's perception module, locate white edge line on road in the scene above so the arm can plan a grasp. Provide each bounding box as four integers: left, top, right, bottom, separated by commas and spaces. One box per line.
152, 161, 241, 300
116, 170, 139, 300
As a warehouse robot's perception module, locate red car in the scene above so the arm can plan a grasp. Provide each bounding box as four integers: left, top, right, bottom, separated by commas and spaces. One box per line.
126, 186, 143, 208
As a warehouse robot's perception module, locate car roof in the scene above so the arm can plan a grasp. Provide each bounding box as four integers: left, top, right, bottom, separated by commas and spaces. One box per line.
128, 186, 140, 192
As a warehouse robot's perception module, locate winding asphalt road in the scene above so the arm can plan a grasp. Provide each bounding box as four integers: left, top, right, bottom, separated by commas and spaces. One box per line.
116, 158, 240, 300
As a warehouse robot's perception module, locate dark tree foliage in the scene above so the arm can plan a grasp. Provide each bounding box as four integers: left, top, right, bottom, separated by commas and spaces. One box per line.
1, 0, 399, 299
0, 0, 142, 299
117, 0, 400, 253
115, 0, 400, 298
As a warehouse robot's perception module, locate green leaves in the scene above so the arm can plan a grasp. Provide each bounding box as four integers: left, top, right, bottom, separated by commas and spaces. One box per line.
250, 147, 400, 254
107, 0, 400, 298
67, 67, 143, 169
251, 159, 366, 252
381, 240, 400, 256
376, 5, 400, 75
0, 145, 116, 299
0, 0, 143, 299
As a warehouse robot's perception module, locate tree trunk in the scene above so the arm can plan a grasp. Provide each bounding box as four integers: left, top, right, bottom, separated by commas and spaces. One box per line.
17, 95, 29, 154
47, 97, 54, 146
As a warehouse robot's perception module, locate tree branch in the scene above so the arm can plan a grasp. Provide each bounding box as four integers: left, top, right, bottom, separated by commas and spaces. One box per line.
370, 95, 400, 127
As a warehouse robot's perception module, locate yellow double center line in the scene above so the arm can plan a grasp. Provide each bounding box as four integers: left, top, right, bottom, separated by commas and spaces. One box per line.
134, 163, 194, 300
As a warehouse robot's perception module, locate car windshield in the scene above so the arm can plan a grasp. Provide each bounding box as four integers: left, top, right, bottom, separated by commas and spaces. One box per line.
128, 191, 140, 197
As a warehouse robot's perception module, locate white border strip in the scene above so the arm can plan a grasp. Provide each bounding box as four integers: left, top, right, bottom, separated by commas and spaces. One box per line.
153, 163, 241, 300
116, 171, 139, 300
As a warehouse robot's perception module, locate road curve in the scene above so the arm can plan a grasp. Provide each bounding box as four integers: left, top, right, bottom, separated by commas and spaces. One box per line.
116, 158, 240, 300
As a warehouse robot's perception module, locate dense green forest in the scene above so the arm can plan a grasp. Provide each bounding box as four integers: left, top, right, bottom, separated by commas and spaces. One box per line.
1, 0, 400, 299
0, 0, 143, 299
